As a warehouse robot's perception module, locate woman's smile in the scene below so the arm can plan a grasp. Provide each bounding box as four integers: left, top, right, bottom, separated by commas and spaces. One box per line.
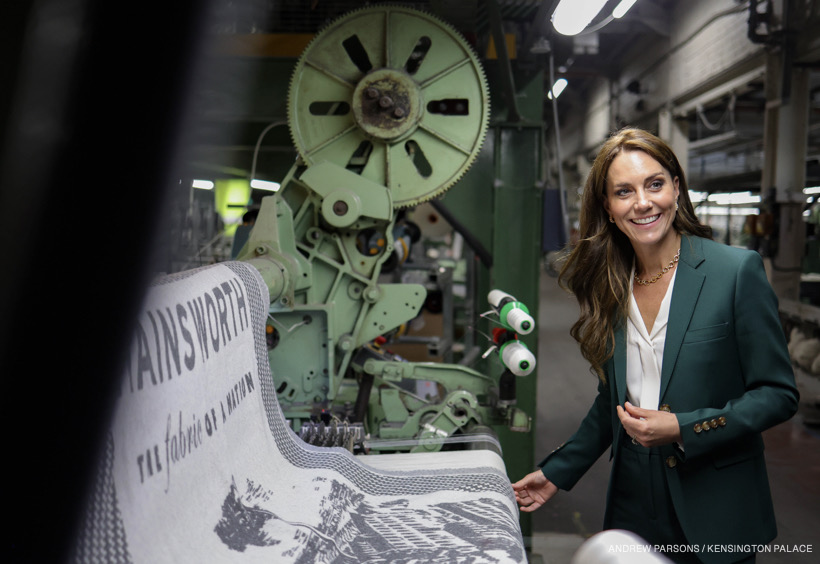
631, 214, 661, 225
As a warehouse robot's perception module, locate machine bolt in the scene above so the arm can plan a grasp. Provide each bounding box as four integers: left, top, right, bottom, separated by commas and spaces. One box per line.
338, 334, 354, 352
332, 200, 349, 216
255, 246, 266, 256
393, 107, 405, 118
366, 87, 379, 99
379, 96, 394, 109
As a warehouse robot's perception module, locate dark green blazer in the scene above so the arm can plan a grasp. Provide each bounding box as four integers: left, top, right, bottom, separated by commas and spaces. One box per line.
539, 235, 798, 562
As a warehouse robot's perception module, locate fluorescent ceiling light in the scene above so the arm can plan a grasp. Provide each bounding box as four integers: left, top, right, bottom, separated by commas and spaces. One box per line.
251, 179, 281, 192
552, 0, 609, 36
192, 179, 214, 190
612, 0, 639, 19
689, 191, 708, 203
547, 78, 568, 100
805, 186, 820, 195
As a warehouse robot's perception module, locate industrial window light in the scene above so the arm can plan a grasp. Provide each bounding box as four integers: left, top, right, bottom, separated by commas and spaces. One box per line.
552, 0, 609, 36
707, 191, 762, 205
689, 191, 708, 203
698, 206, 760, 216
690, 191, 762, 206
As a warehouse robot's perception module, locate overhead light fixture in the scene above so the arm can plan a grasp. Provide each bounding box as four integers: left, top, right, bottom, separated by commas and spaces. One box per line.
192, 179, 214, 190
612, 0, 639, 19
805, 186, 820, 195
552, 0, 609, 36
547, 78, 568, 100
251, 179, 281, 192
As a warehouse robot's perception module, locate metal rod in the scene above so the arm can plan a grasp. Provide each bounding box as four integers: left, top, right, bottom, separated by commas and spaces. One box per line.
549, 51, 570, 246
484, 0, 521, 123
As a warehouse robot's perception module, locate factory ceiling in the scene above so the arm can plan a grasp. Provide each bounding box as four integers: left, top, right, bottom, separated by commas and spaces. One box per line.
193, 0, 819, 193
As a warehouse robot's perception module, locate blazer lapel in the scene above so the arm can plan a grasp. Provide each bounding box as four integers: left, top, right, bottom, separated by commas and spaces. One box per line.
659, 235, 705, 402
611, 323, 627, 456
613, 323, 627, 407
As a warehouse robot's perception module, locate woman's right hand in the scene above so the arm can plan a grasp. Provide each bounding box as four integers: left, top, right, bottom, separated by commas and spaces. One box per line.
512, 470, 558, 512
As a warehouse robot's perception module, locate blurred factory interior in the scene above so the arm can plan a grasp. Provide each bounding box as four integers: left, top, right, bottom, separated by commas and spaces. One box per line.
1, 0, 819, 561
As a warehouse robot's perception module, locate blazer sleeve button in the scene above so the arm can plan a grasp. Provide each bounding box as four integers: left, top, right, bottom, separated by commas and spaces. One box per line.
660, 404, 671, 412
709, 419, 718, 429
666, 456, 677, 468
693, 423, 702, 433
702, 421, 711, 431
718, 416, 727, 426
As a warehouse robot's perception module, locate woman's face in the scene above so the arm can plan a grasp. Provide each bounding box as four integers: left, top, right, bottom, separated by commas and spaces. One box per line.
603, 150, 680, 253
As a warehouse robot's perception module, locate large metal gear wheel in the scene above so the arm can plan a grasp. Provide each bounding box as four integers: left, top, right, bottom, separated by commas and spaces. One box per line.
288, 5, 490, 208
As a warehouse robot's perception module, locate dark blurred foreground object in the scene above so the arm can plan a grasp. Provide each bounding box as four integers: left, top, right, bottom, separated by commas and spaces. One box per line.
0, 0, 216, 559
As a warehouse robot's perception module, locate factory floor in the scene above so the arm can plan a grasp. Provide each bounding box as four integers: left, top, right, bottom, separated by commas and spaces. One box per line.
526, 269, 820, 563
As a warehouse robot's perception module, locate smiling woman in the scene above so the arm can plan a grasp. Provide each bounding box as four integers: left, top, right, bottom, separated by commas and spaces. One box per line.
512, 127, 798, 564
557, 127, 711, 377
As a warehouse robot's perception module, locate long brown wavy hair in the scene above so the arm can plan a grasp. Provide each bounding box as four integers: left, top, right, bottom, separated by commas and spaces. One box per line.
558, 127, 712, 383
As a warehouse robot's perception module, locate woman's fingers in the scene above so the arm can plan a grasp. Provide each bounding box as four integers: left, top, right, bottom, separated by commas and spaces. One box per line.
512, 471, 556, 512
619, 402, 682, 445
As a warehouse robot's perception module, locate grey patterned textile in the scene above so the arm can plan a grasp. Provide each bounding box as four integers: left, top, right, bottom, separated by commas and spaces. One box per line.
73, 262, 526, 563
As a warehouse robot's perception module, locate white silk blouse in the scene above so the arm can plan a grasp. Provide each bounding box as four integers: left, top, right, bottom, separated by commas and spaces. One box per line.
625, 266, 678, 410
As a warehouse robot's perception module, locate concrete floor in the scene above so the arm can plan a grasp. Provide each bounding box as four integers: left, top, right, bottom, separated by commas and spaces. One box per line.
526, 269, 820, 563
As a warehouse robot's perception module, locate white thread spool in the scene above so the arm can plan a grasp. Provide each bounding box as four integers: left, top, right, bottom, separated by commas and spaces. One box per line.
500, 341, 536, 376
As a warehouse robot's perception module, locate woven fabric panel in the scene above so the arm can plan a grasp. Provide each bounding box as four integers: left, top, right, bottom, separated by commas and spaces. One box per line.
74, 262, 525, 563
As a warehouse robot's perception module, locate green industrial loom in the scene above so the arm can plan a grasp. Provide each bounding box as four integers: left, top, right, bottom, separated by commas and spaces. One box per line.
235, 5, 538, 461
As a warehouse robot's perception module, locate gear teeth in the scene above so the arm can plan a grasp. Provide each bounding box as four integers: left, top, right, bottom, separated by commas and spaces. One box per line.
287, 4, 490, 209
387, 4, 491, 209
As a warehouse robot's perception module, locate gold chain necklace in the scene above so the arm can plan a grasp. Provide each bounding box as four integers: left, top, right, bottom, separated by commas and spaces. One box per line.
635, 249, 680, 286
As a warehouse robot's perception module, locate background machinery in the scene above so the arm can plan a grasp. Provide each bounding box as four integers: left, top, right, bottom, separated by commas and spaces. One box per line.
235, 5, 532, 455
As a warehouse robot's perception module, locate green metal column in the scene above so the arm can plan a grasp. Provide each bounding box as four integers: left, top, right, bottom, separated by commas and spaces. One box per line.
442, 65, 545, 543
491, 123, 543, 543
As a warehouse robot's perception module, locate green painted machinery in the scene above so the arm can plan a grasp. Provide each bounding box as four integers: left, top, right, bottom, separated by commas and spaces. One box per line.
236, 5, 531, 453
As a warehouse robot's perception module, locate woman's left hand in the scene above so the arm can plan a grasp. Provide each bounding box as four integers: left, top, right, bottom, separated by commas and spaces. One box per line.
617, 401, 682, 447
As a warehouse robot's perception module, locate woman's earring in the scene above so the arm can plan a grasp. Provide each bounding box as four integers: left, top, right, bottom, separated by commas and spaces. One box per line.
675, 200, 679, 211
609, 216, 615, 223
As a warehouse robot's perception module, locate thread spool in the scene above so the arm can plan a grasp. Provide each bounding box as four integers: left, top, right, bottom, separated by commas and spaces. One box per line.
499, 341, 536, 376
488, 290, 534, 335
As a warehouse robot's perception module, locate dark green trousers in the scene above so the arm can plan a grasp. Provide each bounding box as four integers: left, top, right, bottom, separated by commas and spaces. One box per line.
609, 432, 755, 564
